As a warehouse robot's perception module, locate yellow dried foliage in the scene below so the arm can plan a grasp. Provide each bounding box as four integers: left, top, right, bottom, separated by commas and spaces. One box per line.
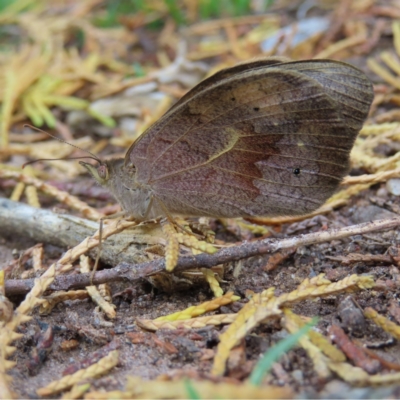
155, 292, 240, 322
283, 310, 331, 378
9, 182, 25, 203
31, 245, 44, 272
295, 334, 331, 378
86, 286, 116, 319
98, 284, 113, 303
342, 168, 400, 185
201, 268, 223, 297
31, 80, 114, 128
0, 135, 94, 177
1, 3, 400, 397
80, 255, 116, 319
236, 220, 270, 235
368, 22, 400, 91
358, 127, 400, 154
24, 183, 40, 208
176, 231, 218, 254
0, 6, 130, 146
161, 220, 180, 272
369, 371, 400, 385
0, 169, 102, 220
21, 166, 40, 208
327, 184, 371, 205
0, 272, 13, 325
368, 58, 400, 91
328, 362, 370, 384
364, 307, 400, 340
212, 274, 374, 376
360, 123, 400, 136
315, 33, 366, 59
212, 287, 276, 376
0, 368, 15, 400
162, 218, 218, 271
329, 361, 400, 385
283, 309, 346, 362
37, 350, 119, 396
84, 375, 292, 399
61, 383, 91, 400
354, 147, 400, 172
0, 262, 64, 379
9, 165, 39, 208
85, 390, 134, 400
357, 21, 400, 190
0, 217, 135, 384
0, 47, 50, 146
135, 95, 173, 134
190, 220, 216, 243
137, 313, 237, 331
39, 290, 89, 315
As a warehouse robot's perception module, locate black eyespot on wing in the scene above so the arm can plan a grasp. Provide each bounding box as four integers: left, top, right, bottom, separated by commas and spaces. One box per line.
293, 168, 301, 175
253, 107, 260, 111
231, 97, 236, 101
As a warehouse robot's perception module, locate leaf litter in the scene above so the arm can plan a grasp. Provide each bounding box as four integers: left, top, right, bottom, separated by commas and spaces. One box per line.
0, 0, 400, 398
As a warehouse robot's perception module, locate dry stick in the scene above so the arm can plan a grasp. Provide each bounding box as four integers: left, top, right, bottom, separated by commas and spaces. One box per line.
0, 198, 160, 266
5, 217, 400, 296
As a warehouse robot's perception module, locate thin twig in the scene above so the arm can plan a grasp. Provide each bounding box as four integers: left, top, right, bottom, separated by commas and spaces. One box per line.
5, 217, 400, 296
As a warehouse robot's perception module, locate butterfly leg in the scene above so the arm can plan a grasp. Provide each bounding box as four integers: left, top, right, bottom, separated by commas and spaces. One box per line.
151, 195, 197, 236
91, 211, 139, 283
146, 196, 218, 271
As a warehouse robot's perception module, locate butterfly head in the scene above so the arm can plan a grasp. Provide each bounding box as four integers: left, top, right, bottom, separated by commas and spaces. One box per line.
79, 160, 111, 186
80, 158, 154, 220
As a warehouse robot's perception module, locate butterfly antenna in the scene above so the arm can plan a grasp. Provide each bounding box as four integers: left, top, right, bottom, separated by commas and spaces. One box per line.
22, 156, 103, 169
23, 124, 101, 163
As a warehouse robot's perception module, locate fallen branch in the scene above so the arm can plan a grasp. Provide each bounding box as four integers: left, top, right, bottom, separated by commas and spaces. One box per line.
5, 216, 400, 296
0, 198, 163, 266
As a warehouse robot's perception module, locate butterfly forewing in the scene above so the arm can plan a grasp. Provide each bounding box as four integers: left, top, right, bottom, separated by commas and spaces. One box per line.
159, 57, 290, 116
126, 60, 373, 218
276, 60, 373, 136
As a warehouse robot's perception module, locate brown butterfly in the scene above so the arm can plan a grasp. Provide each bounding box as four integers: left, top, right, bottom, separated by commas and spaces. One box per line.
81, 58, 373, 221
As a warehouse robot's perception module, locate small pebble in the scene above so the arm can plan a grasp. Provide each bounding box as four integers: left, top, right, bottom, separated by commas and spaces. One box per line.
337, 296, 365, 337
376, 187, 388, 197
387, 178, 400, 196
352, 205, 398, 223
292, 369, 304, 384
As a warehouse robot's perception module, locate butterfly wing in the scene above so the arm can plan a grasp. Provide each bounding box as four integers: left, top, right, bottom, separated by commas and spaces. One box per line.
276, 60, 373, 139
126, 61, 373, 218
160, 58, 370, 136
161, 57, 290, 116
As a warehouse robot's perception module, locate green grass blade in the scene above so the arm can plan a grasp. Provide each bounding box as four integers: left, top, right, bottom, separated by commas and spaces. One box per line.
249, 318, 317, 386
184, 379, 201, 400
164, 0, 185, 25
232, 0, 251, 16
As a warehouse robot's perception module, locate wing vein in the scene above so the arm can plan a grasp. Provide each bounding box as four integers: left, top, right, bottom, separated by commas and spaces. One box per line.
147, 83, 334, 171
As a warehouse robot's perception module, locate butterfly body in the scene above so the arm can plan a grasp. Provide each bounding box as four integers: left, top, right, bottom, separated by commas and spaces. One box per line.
81, 58, 373, 221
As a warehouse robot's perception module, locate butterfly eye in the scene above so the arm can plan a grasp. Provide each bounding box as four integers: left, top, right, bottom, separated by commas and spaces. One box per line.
97, 165, 109, 180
